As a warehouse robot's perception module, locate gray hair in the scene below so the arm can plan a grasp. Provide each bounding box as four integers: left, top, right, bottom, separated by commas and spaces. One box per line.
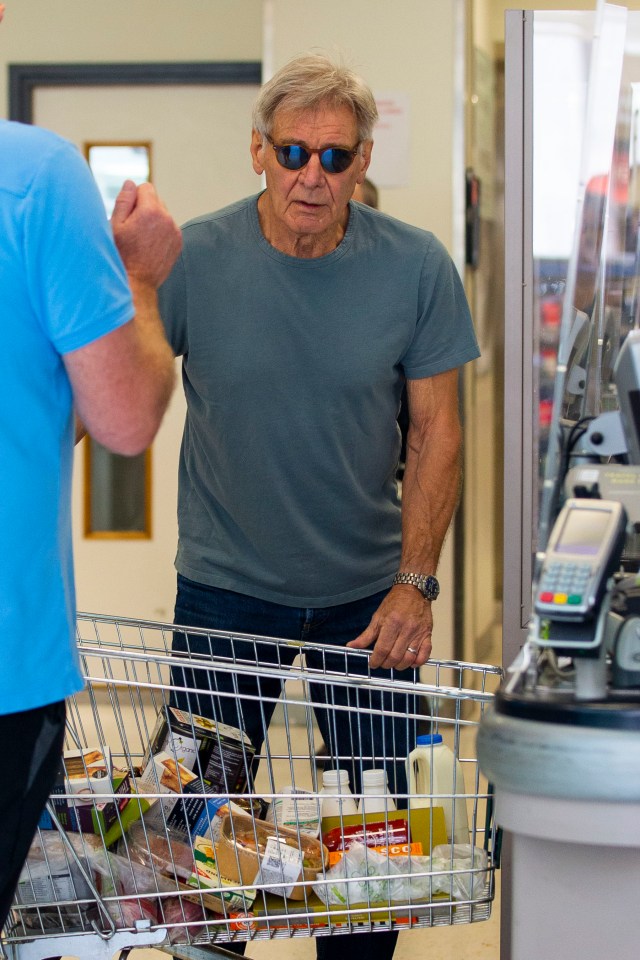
252, 54, 378, 142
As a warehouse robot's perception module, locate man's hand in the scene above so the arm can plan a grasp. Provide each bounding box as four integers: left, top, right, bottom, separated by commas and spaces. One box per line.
347, 584, 433, 670
111, 180, 182, 288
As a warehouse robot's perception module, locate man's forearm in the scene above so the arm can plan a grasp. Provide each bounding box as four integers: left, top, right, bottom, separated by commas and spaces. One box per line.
399, 421, 462, 574
127, 278, 176, 412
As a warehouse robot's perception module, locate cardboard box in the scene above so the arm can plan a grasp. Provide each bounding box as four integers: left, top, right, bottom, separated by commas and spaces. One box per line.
62, 747, 112, 804
137, 752, 204, 830
40, 767, 131, 836
215, 813, 328, 901
100, 781, 154, 848
144, 706, 255, 795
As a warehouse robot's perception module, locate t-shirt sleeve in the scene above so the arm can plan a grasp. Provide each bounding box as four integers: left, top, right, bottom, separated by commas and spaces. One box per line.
24, 138, 134, 355
158, 249, 188, 357
402, 234, 480, 379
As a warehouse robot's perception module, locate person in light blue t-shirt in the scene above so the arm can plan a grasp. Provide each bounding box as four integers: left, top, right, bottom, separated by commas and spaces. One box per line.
160, 53, 479, 960
0, 3, 181, 922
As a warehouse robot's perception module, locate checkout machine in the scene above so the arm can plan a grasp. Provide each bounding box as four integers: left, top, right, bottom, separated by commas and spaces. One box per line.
478, 328, 640, 959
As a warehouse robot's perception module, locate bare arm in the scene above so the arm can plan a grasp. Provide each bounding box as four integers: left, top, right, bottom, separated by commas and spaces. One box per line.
65, 181, 181, 455
347, 368, 462, 669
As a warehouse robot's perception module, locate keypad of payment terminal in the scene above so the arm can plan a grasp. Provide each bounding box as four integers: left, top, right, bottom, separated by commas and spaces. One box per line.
535, 498, 627, 621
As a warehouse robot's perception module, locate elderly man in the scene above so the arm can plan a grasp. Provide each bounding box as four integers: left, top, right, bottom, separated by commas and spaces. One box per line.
160, 53, 478, 960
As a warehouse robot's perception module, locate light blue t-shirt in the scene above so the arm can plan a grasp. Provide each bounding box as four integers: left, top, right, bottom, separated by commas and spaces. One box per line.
0, 120, 134, 714
159, 195, 479, 607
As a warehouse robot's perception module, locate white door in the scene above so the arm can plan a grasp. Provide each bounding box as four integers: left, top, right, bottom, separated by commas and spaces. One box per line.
34, 82, 260, 621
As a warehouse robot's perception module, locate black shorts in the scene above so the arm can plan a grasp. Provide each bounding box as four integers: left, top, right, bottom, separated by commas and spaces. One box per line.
0, 700, 66, 929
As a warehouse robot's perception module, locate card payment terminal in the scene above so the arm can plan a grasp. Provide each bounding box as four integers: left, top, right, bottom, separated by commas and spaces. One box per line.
535, 498, 627, 623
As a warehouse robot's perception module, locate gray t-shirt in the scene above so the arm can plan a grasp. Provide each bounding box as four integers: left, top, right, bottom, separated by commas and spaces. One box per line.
159, 194, 479, 607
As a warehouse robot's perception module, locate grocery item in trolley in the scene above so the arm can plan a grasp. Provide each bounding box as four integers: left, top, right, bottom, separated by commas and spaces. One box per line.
39, 755, 132, 836
321, 806, 447, 859
360, 768, 397, 815
313, 841, 490, 907
128, 820, 257, 913
15, 832, 104, 931
63, 746, 112, 800
265, 785, 320, 837
144, 705, 255, 795
215, 812, 328, 900
192, 795, 267, 842
322, 818, 410, 853
406, 734, 470, 844
138, 751, 210, 833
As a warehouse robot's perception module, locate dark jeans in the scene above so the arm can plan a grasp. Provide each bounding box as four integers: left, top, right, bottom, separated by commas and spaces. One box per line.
170, 575, 420, 959
0, 700, 66, 929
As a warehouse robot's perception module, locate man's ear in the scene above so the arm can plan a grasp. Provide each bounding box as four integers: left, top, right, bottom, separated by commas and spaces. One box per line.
355, 140, 373, 183
250, 129, 266, 175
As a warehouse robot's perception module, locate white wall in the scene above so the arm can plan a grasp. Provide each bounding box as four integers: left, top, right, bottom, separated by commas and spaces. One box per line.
0, 0, 261, 112
267, 0, 459, 246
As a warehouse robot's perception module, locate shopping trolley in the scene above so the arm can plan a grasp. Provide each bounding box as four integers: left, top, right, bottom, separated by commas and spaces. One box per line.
1, 613, 502, 960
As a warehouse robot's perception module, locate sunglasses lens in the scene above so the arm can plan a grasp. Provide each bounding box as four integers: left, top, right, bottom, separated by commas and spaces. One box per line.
320, 148, 355, 174
273, 141, 357, 174
276, 144, 309, 170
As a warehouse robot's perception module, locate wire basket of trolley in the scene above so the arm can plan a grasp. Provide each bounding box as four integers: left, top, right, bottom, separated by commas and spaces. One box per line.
1, 612, 502, 960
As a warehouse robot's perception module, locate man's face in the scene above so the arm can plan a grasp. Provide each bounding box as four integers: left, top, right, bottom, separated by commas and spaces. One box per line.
250, 102, 372, 247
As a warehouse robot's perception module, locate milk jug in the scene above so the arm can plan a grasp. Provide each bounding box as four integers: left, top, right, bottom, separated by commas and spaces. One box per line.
405, 733, 469, 844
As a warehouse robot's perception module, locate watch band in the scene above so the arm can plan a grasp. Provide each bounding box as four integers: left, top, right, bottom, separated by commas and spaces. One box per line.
392, 572, 440, 601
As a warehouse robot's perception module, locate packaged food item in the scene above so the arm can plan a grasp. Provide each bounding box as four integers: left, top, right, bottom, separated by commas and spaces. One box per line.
322, 817, 409, 852
162, 896, 209, 943
138, 752, 209, 833
127, 821, 256, 913
191, 795, 265, 842
39, 763, 132, 836
62, 747, 112, 802
215, 812, 328, 900
93, 849, 165, 928
143, 706, 255, 795
265, 785, 320, 837
320, 806, 448, 856
128, 822, 196, 883
16, 832, 97, 908
327, 841, 422, 867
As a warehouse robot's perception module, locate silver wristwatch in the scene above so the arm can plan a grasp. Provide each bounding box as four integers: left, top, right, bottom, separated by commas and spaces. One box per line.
392, 572, 440, 601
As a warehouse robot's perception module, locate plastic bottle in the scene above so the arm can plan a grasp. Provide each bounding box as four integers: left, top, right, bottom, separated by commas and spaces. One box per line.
319, 769, 358, 821
405, 733, 469, 844
360, 768, 397, 816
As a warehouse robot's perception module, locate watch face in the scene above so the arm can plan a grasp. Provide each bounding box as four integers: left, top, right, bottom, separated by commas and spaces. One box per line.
423, 576, 440, 600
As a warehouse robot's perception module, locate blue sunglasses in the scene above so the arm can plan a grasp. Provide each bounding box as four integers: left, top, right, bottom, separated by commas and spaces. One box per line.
265, 135, 360, 174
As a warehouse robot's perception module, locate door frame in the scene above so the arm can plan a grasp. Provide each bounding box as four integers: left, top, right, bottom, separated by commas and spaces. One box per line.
9, 61, 262, 123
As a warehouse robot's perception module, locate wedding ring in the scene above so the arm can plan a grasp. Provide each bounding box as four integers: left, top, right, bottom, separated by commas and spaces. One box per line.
407, 646, 418, 654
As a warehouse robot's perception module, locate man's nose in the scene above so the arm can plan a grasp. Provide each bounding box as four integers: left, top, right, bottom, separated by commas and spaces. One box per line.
299, 153, 325, 186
